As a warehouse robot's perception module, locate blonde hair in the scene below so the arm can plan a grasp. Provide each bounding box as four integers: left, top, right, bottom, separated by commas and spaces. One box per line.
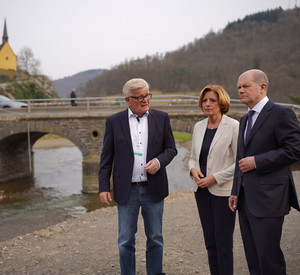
199, 84, 231, 114
122, 78, 149, 97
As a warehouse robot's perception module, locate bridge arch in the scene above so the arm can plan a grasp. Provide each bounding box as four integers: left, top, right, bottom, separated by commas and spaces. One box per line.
0, 116, 107, 192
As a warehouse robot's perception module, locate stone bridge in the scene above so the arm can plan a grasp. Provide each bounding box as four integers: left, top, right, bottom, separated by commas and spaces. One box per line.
0, 104, 298, 193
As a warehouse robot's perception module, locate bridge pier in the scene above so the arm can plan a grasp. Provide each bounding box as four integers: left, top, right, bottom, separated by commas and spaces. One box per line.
82, 155, 100, 193
0, 135, 34, 182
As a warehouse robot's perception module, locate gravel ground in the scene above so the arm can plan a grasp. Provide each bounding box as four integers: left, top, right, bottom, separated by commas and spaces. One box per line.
1, 172, 299, 275
1, 139, 299, 274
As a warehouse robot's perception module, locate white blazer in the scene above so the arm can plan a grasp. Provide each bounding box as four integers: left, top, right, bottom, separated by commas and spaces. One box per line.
188, 115, 239, 196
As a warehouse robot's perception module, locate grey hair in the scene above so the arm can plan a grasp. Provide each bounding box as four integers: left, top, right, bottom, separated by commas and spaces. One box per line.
122, 78, 149, 97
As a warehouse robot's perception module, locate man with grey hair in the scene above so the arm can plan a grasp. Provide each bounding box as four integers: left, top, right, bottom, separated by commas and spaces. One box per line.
229, 69, 300, 275
98, 78, 177, 275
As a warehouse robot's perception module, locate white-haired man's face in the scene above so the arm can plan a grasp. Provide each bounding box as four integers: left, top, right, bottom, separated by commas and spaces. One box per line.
125, 86, 151, 117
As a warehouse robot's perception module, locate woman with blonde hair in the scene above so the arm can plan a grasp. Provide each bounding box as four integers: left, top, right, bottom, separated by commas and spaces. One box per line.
189, 84, 239, 275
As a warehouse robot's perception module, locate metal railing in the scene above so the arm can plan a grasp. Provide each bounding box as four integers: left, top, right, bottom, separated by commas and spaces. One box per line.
11, 95, 202, 115
1, 95, 299, 116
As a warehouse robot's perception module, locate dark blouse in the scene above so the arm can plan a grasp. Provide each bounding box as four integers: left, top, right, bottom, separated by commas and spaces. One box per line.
199, 128, 217, 177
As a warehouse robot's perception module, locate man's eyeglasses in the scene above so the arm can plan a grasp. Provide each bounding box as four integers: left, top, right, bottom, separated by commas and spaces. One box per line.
128, 93, 152, 102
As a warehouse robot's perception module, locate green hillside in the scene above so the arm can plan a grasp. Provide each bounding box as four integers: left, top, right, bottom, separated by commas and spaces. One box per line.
82, 7, 300, 103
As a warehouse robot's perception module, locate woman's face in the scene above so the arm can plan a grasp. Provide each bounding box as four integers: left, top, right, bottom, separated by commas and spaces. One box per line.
201, 91, 221, 117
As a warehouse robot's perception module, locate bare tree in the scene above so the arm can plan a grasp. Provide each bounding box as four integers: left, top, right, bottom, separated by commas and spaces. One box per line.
17, 47, 41, 75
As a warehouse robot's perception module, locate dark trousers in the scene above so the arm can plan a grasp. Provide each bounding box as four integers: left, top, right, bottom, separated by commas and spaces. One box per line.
238, 187, 286, 275
194, 188, 236, 275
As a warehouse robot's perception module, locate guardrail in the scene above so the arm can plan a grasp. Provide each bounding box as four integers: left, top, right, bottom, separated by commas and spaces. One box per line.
14, 95, 201, 115
2, 95, 300, 116
23, 95, 200, 106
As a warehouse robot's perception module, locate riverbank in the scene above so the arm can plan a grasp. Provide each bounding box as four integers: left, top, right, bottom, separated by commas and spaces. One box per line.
0, 138, 191, 242
1, 181, 300, 275
1, 139, 299, 274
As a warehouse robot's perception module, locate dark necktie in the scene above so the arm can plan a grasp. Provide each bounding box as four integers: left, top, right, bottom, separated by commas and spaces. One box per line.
245, 110, 255, 142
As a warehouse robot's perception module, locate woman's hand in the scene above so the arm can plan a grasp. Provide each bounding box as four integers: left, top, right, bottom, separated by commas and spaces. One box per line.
190, 168, 216, 188
190, 168, 204, 182
196, 175, 216, 188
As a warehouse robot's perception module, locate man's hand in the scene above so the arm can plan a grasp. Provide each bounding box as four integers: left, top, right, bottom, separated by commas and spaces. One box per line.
239, 156, 255, 173
144, 159, 160, 175
228, 195, 237, 212
99, 192, 112, 206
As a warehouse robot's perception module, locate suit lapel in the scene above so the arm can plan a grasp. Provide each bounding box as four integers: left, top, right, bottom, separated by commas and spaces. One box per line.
240, 115, 247, 149
147, 109, 154, 155
120, 109, 134, 153
245, 100, 273, 146
209, 115, 227, 152
194, 119, 207, 158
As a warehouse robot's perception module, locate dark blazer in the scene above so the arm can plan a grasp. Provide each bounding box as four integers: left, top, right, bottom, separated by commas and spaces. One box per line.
232, 100, 300, 217
98, 108, 177, 205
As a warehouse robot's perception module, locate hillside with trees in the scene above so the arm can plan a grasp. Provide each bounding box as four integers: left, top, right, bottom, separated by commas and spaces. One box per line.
53, 69, 106, 98
82, 7, 300, 103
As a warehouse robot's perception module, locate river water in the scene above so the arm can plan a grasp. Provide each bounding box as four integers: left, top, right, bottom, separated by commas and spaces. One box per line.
0, 144, 191, 242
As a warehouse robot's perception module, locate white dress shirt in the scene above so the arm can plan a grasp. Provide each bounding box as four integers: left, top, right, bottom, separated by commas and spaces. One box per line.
128, 108, 149, 182
244, 96, 269, 140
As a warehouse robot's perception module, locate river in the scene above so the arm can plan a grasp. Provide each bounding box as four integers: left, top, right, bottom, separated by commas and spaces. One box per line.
0, 143, 191, 242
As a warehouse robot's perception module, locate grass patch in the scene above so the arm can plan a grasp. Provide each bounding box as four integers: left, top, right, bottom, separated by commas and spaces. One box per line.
173, 131, 193, 143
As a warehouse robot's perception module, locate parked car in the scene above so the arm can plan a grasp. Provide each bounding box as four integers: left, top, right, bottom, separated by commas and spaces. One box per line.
0, 95, 28, 108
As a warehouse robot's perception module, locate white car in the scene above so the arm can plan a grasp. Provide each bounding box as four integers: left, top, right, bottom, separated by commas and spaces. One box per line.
0, 95, 28, 108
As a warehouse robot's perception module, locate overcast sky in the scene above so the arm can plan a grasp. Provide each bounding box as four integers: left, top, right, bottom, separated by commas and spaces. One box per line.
0, 0, 295, 80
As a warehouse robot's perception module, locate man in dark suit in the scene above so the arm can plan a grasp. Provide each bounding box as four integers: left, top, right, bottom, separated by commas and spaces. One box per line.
98, 78, 177, 275
229, 69, 300, 275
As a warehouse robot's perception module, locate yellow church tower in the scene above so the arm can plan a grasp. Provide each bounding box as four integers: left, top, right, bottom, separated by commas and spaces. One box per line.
0, 19, 17, 71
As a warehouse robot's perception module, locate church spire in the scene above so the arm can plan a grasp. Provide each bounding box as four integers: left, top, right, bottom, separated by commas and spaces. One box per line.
2, 18, 8, 44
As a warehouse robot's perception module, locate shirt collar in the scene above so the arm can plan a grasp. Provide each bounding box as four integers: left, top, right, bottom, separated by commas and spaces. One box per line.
249, 96, 269, 114
128, 108, 149, 119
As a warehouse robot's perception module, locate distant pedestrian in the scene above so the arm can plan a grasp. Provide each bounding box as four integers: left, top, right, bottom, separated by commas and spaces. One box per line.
70, 88, 77, 106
